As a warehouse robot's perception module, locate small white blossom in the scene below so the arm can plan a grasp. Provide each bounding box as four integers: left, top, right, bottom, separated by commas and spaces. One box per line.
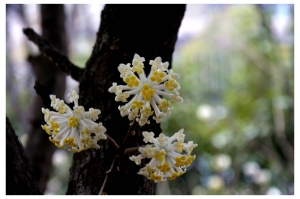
67, 89, 79, 107
108, 82, 122, 94
108, 54, 183, 126
142, 131, 155, 143
129, 129, 197, 183
136, 117, 150, 126
119, 105, 128, 117
129, 154, 144, 165
118, 63, 132, 78
88, 108, 101, 121
41, 90, 107, 152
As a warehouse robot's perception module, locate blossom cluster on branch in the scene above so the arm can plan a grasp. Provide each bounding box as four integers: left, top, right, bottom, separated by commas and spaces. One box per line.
108, 54, 183, 126
41, 54, 197, 184
130, 129, 197, 182
41, 90, 107, 152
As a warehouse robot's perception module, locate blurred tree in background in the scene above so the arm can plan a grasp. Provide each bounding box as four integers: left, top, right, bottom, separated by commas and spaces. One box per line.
158, 4, 294, 195
6, 4, 293, 195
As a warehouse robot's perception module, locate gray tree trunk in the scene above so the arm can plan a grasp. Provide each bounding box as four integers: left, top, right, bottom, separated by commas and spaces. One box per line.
66, 4, 186, 195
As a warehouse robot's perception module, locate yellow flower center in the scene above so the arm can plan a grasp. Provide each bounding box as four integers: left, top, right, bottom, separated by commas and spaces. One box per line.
158, 99, 170, 113
157, 162, 171, 172
174, 155, 187, 167
131, 99, 145, 110
154, 149, 166, 162
167, 172, 179, 180
49, 120, 59, 133
174, 142, 184, 153
42, 124, 51, 135
124, 74, 139, 87
184, 155, 196, 166
49, 137, 64, 149
149, 173, 162, 181
63, 137, 77, 147
150, 70, 166, 83
68, 115, 79, 128
141, 84, 155, 101
164, 78, 179, 91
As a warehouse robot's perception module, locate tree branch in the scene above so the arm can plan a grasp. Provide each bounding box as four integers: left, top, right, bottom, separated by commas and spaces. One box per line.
34, 80, 73, 110
33, 80, 52, 109
23, 27, 83, 81
98, 158, 116, 195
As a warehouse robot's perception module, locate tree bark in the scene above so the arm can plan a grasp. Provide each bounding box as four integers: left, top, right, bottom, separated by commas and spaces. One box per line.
66, 4, 186, 195
25, 4, 68, 193
6, 117, 42, 195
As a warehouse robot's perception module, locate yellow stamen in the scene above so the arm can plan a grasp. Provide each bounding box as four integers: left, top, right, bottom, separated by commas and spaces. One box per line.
141, 84, 155, 101
148, 173, 162, 181
42, 125, 51, 135
175, 155, 187, 167
158, 99, 170, 113
154, 149, 166, 162
68, 116, 79, 128
167, 172, 179, 180
131, 99, 145, 110
49, 137, 64, 149
49, 120, 59, 133
156, 162, 171, 172
184, 155, 196, 166
174, 142, 184, 153
164, 78, 179, 91
63, 137, 77, 147
124, 74, 139, 87
150, 71, 166, 83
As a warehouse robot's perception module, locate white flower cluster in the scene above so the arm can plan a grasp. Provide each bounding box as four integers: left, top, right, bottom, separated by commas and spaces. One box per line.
129, 129, 197, 182
108, 54, 183, 126
41, 89, 107, 152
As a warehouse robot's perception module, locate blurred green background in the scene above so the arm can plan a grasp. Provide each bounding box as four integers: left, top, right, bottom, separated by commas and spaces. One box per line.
6, 4, 294, 195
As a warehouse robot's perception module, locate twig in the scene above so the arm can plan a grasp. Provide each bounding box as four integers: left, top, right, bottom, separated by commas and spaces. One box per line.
124, 146, 140, 156
105, 133, 120, 150
116, 120, 138, 156
23, 27, 83, 81
99, 158, 115, 195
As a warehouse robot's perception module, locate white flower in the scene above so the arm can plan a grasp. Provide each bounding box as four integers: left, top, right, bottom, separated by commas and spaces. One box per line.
108, 82, 121, 94
129, 129, 197, 183
142, 131, 155, 143
67, 89, 79, 106
41, 89, 107, 152
88, 108, 101, 121
108, 54, 183, 126
118, 63, 132, 78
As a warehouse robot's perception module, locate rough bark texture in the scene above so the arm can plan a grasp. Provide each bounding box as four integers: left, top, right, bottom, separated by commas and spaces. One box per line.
66, 4, 186, 195
24, 4, 68, 193
6, 117, 42, 195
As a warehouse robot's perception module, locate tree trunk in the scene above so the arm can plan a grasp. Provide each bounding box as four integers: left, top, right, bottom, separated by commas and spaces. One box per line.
25, 4, 68, 193
66, 4, 186, 195
6, 117, 42, 195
